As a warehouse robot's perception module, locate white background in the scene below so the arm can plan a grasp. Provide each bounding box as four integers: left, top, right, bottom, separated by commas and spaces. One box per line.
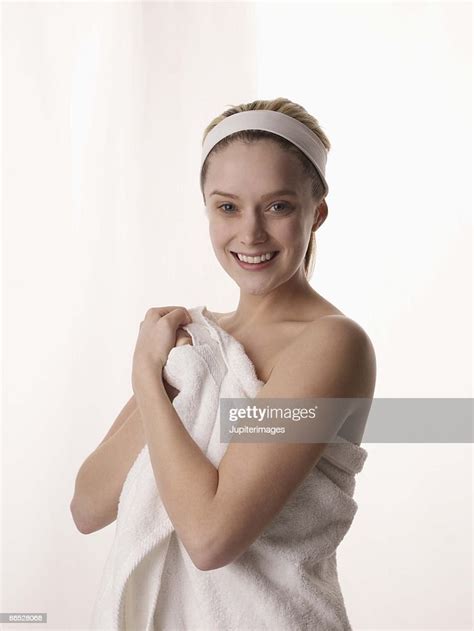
1, 1, 472, 629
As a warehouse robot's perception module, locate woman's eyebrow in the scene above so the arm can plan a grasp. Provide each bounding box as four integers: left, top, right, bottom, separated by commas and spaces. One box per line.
210, 189, 298, 199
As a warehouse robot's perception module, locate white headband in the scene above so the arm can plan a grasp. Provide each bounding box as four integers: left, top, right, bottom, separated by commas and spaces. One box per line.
201, 110, 329, 197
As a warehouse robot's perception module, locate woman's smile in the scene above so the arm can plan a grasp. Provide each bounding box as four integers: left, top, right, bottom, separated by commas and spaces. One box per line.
230, 250, 280, 270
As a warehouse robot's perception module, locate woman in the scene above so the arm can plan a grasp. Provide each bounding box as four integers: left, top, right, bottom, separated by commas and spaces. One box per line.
75, 97, 376, 630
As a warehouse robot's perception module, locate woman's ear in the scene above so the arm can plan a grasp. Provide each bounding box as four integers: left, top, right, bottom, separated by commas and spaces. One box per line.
312, 199, 328, 231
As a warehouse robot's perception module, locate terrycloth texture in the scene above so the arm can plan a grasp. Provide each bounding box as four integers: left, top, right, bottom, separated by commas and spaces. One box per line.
89, 305, 368, 631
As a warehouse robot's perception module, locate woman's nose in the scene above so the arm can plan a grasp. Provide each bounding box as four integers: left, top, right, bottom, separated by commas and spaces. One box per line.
238, 212, 267, 244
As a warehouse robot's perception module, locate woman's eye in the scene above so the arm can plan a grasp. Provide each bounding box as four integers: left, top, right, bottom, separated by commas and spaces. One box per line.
218, 203, 235, 213
270, 202, 290, 212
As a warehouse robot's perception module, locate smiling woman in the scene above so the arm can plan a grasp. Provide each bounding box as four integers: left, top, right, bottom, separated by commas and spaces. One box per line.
84, 97, 376, 631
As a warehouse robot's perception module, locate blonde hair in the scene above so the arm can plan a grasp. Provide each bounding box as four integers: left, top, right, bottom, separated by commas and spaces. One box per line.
200, 97, 331, 280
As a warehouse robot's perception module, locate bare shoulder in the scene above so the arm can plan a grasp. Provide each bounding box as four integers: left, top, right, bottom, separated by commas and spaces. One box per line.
295, 312, 375, 353
314, 313, 375, 348
271, 313, 377, 399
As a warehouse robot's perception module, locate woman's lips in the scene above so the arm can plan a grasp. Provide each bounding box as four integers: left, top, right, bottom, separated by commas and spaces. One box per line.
231, 251, 279, 270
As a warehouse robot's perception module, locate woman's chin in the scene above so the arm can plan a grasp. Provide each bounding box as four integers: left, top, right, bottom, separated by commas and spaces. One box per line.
230, 275, 277, 294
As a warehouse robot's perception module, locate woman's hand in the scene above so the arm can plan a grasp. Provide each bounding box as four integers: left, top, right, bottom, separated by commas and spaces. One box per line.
132, 306, 192, 396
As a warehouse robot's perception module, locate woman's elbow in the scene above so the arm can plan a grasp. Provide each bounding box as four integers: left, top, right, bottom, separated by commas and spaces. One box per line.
70, 497, 100, 535
193, 533, 240, 571
182, 533, 225, 572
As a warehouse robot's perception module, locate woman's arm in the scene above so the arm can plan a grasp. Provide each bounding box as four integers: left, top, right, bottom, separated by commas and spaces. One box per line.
70, 406, 146, 534
70, 380, 179, 534
97, 376, 180, 448
96, 393, 138, 448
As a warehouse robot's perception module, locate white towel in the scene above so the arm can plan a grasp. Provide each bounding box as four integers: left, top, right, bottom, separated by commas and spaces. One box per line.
89, 305, 368, 631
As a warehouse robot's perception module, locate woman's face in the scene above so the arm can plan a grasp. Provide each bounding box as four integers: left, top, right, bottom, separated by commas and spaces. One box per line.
203, 139, 326, 295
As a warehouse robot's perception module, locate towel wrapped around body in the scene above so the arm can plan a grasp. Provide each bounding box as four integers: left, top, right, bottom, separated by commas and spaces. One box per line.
89, 305, 368, 631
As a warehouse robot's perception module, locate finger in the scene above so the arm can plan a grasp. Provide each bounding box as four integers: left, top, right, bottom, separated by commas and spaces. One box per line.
175, 329, 193, 347
144, 305, 189, 320
157, 306, 192, 321
161, 307, 192, 327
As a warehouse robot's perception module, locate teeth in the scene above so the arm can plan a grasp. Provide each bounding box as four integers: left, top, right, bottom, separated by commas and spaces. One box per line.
236, 251, 276, 264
